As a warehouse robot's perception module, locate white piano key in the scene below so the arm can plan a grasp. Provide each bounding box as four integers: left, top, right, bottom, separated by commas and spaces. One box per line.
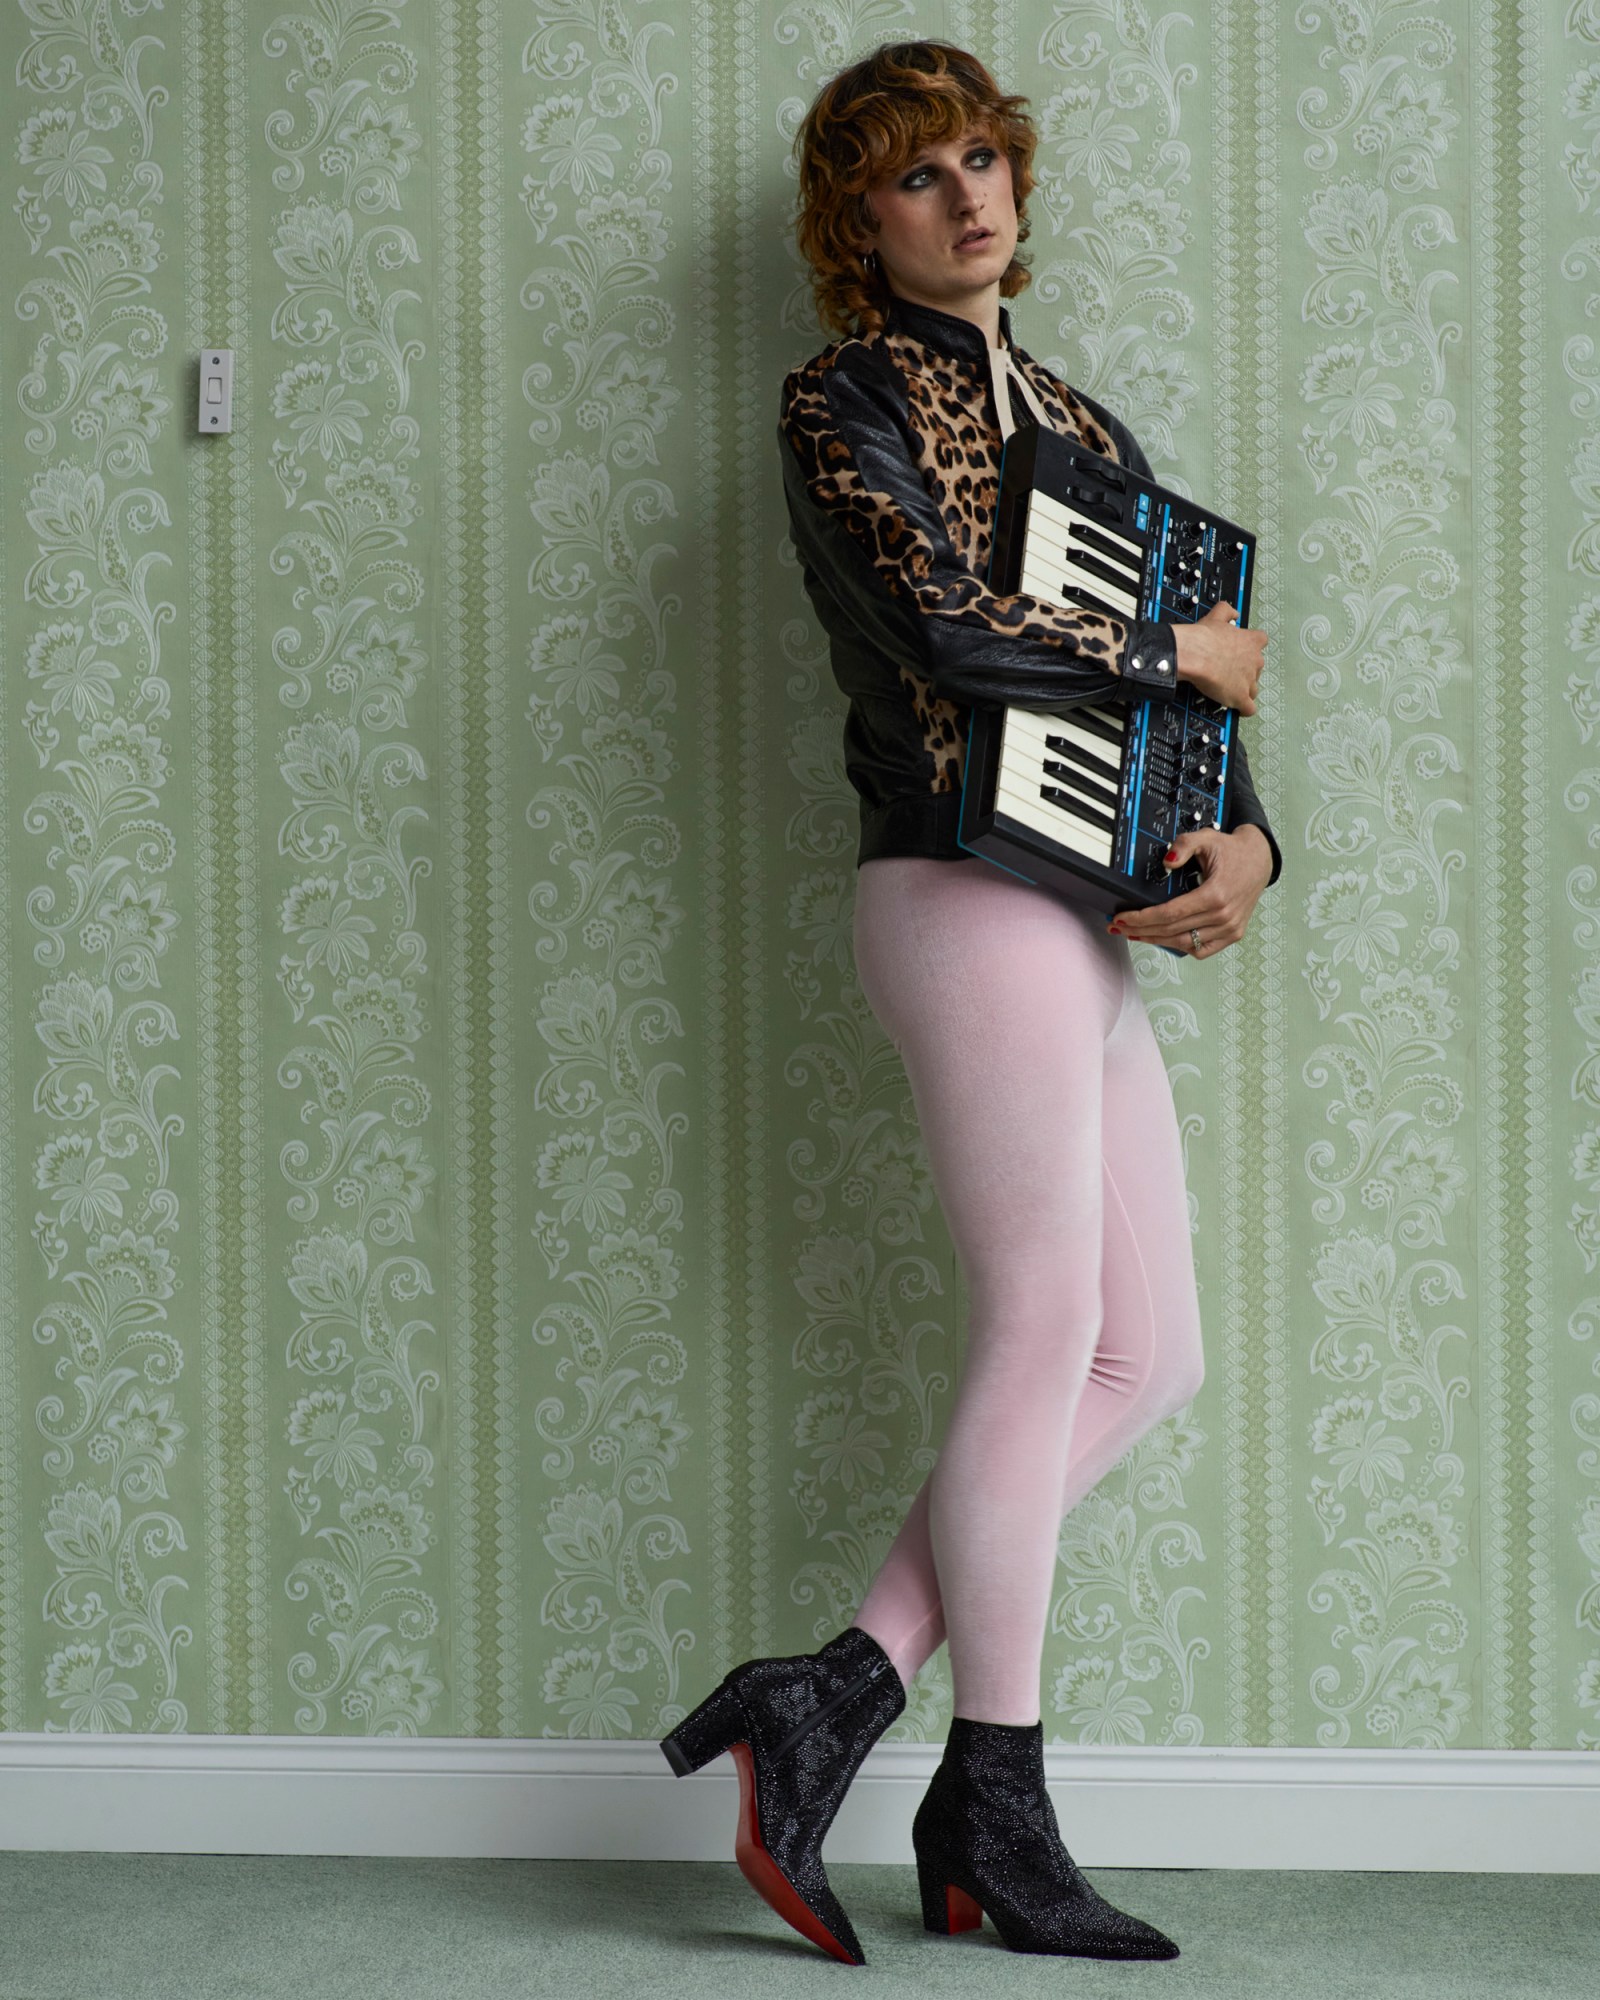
1041, 749, 1121, 806
1004, 707, 1124, 780
1022, 512, 1145, 586
1069, 710, 1138, 760
1003, 753, 1114, 809
1045, 704, 1126, 731
992, 724, 1120, 848
1020, 544, 1141, 619
997, 774, 1116, 862
1002, 749, 1119, 813
1029, 489, 1144, 564
1018, 745, 1121, 823
996, 770, 1116, 865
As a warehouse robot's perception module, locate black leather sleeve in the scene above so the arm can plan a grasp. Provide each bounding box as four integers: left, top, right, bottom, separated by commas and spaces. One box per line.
1089, 399, 1283, 889
1217, 731, 1282, 886
778, 346, 1182, 711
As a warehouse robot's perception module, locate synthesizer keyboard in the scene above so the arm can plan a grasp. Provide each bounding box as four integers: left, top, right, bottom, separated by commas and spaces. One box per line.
957, 423, 1256, 925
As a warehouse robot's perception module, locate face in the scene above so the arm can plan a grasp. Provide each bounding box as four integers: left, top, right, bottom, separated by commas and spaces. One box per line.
859, 125, 1018, 323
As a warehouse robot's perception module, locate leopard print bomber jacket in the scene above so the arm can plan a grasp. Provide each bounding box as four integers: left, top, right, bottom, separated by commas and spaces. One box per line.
777, 288, 1282, 885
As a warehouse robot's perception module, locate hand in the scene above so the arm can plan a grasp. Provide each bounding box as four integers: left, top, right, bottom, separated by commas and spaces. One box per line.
1107, 824, 1273, 957
1172, 600, 1267, 715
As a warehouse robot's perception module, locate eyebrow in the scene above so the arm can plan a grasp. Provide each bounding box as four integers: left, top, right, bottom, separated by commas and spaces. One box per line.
904, 134, 995, 168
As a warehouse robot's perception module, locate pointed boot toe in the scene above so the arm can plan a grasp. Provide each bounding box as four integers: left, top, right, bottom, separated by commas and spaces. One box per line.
912, 1716, 1181, 1961
1112, 1913, 1181, 1960
661, 1624, 905, 1965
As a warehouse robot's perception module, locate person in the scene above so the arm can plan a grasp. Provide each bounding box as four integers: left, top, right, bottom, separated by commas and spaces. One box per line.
660, 38, 1281, 1967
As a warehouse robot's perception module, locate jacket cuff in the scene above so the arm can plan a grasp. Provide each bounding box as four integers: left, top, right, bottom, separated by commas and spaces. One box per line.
1227, 809, 1282, 888
1119, 620, 1181, 698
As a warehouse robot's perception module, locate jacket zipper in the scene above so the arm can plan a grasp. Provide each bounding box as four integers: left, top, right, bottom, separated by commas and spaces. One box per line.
772, 1654, 891, 1762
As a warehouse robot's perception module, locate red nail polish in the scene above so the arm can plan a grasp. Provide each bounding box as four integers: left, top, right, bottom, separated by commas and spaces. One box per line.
1164, 848, 1178, 864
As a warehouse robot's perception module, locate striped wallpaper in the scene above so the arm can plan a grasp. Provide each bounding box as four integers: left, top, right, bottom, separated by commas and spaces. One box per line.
0, 0, 1592, 1754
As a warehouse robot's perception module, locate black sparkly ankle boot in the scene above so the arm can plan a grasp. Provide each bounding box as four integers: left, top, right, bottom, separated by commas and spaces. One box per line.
660, 1623, 906, 1965
911, 1716, 1180, 1959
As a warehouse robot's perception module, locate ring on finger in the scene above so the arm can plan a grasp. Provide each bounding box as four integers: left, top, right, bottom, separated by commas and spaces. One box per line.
1189, 927, 1203, 954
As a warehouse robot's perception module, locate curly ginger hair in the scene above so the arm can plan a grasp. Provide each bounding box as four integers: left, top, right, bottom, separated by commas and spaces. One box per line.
791, 39, 1040, 340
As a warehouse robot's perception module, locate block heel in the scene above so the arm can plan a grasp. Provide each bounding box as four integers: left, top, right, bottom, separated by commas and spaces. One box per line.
910, 1717, 1180, 1960
659, 1674, 744, 1776
654, 1624, 906, 1965
917, 1851, 984, 1935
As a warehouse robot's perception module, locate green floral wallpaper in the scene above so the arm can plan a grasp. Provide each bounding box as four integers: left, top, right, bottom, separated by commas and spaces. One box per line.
0, 0, 1593, 1754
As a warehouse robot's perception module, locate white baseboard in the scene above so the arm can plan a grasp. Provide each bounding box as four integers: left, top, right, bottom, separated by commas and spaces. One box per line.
0, 1735, 1594, 1870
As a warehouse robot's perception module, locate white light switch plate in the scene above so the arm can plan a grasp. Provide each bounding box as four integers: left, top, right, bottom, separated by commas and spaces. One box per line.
198, 348, 233, 433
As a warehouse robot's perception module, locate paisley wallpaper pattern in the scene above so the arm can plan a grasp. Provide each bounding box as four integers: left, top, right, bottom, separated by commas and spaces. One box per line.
0, 0, 1592, 1751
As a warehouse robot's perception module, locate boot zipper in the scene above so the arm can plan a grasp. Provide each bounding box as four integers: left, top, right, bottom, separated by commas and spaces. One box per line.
772, 1654, 891, 1762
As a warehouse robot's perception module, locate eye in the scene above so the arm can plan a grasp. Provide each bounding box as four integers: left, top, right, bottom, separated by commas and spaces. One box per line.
902, 145, 998, 189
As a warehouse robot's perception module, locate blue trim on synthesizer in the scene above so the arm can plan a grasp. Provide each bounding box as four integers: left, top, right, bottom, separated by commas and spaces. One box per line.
1151, 503, 1169, 621
1120, 703, 1149, 876
1214, 711, 1233, 826
956, 708, 979, 857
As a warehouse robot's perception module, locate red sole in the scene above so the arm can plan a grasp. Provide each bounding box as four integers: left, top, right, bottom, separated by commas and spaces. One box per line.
729, 1740, 860, 1964
945, 1881, 985, 1932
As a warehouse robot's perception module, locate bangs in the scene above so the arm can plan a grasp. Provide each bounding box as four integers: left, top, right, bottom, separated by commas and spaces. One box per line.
849, 98, 1003, 190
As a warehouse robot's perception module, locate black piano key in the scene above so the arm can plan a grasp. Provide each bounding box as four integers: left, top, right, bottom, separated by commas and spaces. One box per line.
1061, 706, 1124, 750
1067, 547, 1148, 600
1043, 731, 1120, 784
1043, 757, 1120, 813
1041, 784, 1116, 835
1068, 521, 1145, 576
1057, 582, 1127, 623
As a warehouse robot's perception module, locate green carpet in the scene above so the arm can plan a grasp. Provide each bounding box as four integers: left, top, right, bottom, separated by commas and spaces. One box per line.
0, 1856, 1591, 1998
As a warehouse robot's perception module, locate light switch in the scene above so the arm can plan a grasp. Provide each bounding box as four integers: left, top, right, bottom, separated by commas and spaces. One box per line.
197, 348, 233, 432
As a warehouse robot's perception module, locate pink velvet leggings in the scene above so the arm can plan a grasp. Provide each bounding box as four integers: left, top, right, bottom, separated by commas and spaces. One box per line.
847, 855, 1205, 1725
